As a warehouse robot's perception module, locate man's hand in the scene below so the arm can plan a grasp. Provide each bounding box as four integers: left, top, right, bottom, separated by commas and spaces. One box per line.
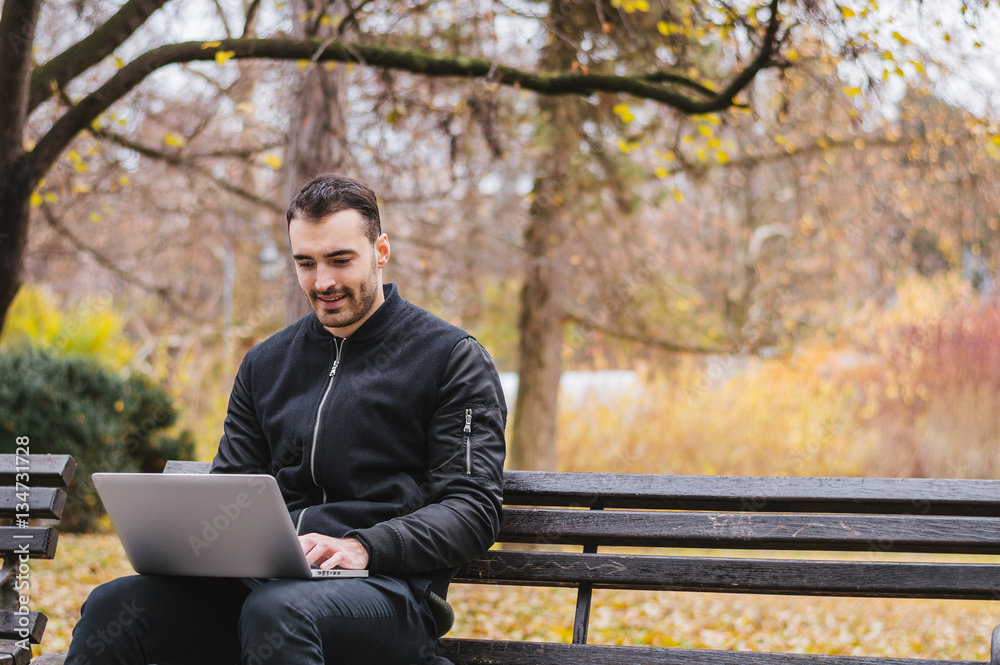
299, 533, 370, 570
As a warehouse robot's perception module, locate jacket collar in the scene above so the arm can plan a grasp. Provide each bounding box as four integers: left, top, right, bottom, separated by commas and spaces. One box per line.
306, 282, 402, 343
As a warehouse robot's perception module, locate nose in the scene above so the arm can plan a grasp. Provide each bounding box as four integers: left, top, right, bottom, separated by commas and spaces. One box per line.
315, 264, 337, 292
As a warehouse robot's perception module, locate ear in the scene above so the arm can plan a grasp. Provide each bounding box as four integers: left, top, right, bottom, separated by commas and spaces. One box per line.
375, 233, 391, 269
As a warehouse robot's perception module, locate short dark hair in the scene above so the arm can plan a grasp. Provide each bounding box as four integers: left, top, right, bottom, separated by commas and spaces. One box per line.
285, 173, 381, 244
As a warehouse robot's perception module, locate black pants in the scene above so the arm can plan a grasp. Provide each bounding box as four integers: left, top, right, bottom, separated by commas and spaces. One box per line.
63, 574, 451, 665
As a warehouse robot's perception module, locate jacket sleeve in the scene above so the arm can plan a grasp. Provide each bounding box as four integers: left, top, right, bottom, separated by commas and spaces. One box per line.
346, 336, 507, 574
211, 353, 271, 475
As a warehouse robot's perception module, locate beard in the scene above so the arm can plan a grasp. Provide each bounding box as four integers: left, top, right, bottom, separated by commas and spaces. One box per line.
308, 256, 380, 333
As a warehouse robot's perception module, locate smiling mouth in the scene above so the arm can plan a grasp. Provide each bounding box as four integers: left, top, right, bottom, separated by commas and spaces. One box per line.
317, 293, 348, 307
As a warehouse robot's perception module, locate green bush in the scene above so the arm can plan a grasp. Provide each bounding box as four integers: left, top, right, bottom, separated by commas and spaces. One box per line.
0, 345, 195, 531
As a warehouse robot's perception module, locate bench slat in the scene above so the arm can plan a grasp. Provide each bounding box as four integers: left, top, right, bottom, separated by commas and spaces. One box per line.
455, 551, 1000, 599
0, 455, 76, 489
0, 528, 58, 559
163, 460, 211, 474
0, 488, 67, 521
0, 611, 47, 644
504, 471, 1000, 515
159, 465, 1000, 516
437, 638, 981, 665
500, 507, 1000, 553
0, 641, 31, 665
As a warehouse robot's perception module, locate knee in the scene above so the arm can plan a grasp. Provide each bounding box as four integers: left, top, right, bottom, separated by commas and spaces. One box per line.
79, 577, 152, 626
239, 583, 302, 640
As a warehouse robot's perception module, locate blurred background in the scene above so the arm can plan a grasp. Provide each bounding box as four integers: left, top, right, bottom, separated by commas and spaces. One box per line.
3, 0, 1000, 534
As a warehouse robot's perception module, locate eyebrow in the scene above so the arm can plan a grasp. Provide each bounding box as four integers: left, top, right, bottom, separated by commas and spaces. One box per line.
292, 249, 359, 261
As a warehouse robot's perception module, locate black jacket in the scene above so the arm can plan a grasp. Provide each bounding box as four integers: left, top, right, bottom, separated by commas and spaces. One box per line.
212, 283, 506, 596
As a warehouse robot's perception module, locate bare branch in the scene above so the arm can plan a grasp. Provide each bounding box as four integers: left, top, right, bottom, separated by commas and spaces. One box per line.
565, 313, 731, 355
93, 129, 285, 215
243, 0, 262, 38
38, 203, 202, 321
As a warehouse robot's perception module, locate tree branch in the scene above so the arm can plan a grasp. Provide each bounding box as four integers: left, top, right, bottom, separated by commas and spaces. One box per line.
28, 0, 170, 114
38, 203, 201, 321
713, 0, 785, 107
93, 129, 285, 215
565, 313, 731, 355
27, 31, 788, 190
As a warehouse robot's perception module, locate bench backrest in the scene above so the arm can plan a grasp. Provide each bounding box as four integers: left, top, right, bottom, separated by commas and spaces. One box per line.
0, 454, 77, 654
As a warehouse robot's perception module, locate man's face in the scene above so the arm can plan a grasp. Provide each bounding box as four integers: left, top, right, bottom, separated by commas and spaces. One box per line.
289, 209, 390, 337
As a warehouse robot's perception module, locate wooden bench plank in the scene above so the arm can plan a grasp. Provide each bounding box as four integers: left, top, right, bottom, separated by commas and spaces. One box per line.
499, 508, 1000, 553
455, 551, 1000, 599
163, 460, 211, 474
503, 471, 1000, 515
437, 638, 981, 665
0, 488, 67, 521
0, 611, 47, 644
0, 528, 58, 559
0, 641, 31, 665
0, 455, 76, 489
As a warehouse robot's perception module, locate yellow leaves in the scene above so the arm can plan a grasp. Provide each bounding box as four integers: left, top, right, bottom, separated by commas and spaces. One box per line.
236, 102, 255, 115
611, 0, 649, 12
612, 103, 635, 123
67, 151, 88, 173
263, 154, 283, 170
201, 41, 222, 49
71, 182, 93, 195
845, 86, 863, 97
616, 138, 640, 154
113, 55, 125, 70
214, 50, 236, 65
655, 167, 668, 178
298, 59, 311, 71
987, 135, 1000, 161
89, 212, 102, 223
30, 191, 43, 208
657, 21, 683, 36
163, 132, 187, 149
839, 5, 856, 19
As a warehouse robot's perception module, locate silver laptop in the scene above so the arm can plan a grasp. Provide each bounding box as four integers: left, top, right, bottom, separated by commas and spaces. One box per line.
92, 472, 368, 580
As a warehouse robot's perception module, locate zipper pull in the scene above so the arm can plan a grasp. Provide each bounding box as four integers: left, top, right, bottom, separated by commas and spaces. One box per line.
330, 360, 339, 377
464, 408, 472, 433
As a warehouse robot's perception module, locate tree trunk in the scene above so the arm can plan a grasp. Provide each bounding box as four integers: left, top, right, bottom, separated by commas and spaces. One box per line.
283, 0, 352, 323
0, 0, 43, 334
508, 0, 579, 471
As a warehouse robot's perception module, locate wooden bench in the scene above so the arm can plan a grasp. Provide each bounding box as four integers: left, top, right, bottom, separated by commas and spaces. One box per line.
1, 454, 77, 665
163, 461, 1000, 664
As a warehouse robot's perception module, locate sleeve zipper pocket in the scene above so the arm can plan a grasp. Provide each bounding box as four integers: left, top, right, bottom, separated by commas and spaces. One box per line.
464, 408, 473, 475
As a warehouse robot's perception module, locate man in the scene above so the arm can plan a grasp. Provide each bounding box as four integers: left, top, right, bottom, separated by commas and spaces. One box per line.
65, 173, 507, 665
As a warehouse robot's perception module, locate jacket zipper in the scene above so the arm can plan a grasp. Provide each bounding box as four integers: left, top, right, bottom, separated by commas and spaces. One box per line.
464, 408, 473, 475
296, 337, 345, 533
